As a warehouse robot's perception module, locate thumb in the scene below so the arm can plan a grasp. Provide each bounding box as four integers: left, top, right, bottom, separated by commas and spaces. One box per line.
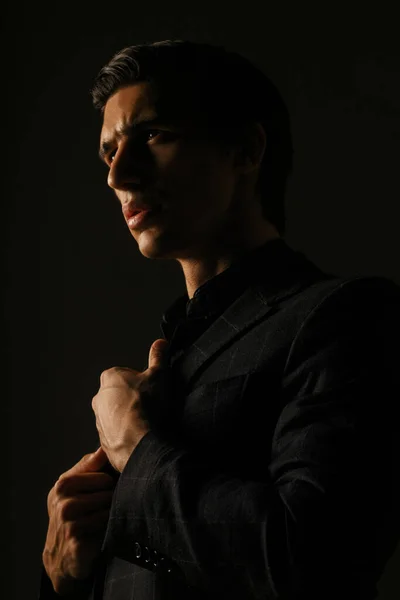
148, 338, 169, 371
60, 447, 108, 479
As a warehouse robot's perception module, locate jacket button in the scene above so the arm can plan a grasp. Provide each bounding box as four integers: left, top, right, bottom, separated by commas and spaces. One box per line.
151, 549, 159, 568
134, 542, 142, 559
143, 546, 151, 563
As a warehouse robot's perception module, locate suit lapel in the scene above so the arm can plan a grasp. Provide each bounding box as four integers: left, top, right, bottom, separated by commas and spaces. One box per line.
170, 249, 328, 390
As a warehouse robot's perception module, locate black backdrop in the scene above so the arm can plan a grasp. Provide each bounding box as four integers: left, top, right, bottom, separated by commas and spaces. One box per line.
4, 2, 400, 598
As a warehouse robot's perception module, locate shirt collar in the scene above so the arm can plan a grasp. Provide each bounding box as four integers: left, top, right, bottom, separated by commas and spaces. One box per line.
160, 238, 289, 339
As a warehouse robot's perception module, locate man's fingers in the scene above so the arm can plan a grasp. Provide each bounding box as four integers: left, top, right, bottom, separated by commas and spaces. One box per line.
59, 490, 114, 521
69, 447, 108, 475
69, 509, 111, 536
58, 448, 109, 480
55, 472, 116, 495
147, 338, 169, 372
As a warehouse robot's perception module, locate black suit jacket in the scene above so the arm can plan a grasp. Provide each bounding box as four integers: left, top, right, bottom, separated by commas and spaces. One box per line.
39, 242, 400, 599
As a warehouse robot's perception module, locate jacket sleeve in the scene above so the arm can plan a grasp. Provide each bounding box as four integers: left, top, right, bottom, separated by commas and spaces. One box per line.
103, 277, 400, 599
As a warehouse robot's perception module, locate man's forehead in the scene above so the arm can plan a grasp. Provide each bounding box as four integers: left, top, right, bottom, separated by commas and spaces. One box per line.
100, 91, 207, 150
101, 83, 157, 132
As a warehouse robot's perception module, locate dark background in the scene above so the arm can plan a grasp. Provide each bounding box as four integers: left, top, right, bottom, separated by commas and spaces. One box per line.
5, 2, 400, 598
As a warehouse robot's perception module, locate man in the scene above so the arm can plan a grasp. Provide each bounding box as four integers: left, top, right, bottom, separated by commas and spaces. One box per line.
39, 40, 400, 599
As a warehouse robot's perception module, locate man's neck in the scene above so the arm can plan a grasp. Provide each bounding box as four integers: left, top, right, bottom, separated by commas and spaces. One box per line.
178, 229, 281, 299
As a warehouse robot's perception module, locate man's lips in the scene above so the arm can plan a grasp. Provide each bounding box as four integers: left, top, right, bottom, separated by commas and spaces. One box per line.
122, 203, 157, 221
126, 207, 163, 230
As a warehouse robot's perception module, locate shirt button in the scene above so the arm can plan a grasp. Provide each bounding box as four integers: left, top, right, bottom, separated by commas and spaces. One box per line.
134, 542, 142, 559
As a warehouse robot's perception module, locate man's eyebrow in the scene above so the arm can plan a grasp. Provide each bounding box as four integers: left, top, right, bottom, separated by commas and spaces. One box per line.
98, 116, 167, 162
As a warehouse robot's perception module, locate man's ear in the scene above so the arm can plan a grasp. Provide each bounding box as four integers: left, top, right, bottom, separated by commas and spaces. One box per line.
234, 122, 266, 175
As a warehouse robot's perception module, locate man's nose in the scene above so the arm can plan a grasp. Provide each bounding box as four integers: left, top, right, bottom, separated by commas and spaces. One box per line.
107, 139, 149, 191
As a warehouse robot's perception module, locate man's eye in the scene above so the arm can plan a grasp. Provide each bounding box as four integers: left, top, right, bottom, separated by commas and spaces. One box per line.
146, 129, 161, 140
108, 130, 177, 162
143, 129, 178, 142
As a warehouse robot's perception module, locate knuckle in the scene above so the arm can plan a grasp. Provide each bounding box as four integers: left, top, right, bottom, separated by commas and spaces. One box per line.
63, 520, 76, 539
47, 487, 55, 506
55, 476, 70, 496
59, 498, 74, 521
42, 548, 51, 569
69, 536, 83, 555
47, 488, 59, 515
101, 367, 113, 381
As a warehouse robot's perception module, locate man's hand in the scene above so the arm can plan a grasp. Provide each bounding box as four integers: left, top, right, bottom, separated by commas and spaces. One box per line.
92, 338, 169, 473
43, 447, 116, 596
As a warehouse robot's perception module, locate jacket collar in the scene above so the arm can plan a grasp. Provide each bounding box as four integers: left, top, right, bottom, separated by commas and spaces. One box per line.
166, 240, 331, 390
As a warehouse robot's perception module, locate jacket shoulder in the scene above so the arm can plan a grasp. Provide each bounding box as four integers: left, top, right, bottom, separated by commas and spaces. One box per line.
263, 271, 400, 344
287, 272, 400, 312
303, 273, 400, 308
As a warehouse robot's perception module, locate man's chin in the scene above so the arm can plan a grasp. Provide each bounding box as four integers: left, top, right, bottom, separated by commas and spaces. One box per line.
135, 230, 181, 260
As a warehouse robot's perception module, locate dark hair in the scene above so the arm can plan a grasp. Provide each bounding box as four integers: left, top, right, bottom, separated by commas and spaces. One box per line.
91, 40, 293, 235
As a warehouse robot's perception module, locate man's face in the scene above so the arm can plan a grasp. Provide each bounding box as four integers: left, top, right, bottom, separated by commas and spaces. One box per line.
99, 82, 245, 260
